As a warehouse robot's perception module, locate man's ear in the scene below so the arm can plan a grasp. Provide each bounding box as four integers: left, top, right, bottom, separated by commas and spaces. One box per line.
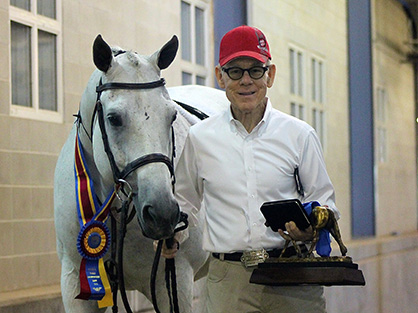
215, 65, 225, 89
266, 64, 276, 88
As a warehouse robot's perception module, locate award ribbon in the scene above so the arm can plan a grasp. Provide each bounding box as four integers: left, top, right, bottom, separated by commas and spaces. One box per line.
303, 201, 332, 257
74, 133, 116, 308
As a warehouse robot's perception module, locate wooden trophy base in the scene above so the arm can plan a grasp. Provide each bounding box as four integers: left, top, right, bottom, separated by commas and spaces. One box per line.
250, 256, 366, 286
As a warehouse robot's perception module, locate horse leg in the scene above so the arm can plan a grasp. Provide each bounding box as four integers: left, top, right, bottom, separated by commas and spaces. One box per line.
279, 238, 291, 258
307, 229, 319, 255
329, 225, 348, 256
291, 239, 303, 257
326, 213, 348, 256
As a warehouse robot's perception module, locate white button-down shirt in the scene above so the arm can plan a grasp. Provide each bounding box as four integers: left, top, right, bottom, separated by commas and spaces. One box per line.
175, 99, 339, 253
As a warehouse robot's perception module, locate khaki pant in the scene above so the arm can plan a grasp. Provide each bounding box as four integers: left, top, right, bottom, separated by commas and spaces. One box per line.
202, 256, 326, 313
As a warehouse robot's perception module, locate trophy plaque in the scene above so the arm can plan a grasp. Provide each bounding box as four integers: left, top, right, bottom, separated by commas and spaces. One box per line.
250, 256, 365, 286
252, 201, 366, 286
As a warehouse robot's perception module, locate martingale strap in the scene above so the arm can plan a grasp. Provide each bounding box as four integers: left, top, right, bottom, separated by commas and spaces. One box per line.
74, 133, 116, 308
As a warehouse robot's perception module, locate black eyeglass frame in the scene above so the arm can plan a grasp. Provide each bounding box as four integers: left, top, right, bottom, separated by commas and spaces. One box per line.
221, 66, 270, 80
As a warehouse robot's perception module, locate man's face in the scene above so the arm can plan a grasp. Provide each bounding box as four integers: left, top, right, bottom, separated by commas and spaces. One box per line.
215, 57, 276, 115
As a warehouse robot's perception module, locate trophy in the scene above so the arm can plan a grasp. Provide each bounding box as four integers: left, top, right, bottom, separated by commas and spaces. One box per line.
250, 200, 365, 286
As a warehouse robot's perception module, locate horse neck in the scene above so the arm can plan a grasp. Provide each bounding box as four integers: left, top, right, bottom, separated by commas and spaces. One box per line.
78, 70, 101, 151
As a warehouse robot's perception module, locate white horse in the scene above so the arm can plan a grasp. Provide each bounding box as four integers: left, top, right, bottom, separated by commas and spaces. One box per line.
54, 34, 228, 313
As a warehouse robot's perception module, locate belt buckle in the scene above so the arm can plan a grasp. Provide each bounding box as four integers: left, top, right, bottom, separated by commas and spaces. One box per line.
240, 249, 269, 267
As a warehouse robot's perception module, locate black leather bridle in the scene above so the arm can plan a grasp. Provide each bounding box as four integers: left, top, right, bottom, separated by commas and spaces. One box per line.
90, 77, 186, 313
93, 77, 175, 186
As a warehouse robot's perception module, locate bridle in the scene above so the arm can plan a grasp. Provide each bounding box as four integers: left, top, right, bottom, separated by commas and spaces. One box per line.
93, 77, 176, 186
81, 76, 187, 313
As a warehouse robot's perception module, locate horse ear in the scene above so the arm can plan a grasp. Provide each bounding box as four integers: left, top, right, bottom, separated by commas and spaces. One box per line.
93, 34, 113, 73
157, 35, 179, 70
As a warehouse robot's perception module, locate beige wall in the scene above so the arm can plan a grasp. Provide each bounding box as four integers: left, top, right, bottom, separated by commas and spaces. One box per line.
1, 0, 418, 312
0, 0, 188, 295
325, 232, 418, 313
1, 0, 64, 293
372, 0, 417, 236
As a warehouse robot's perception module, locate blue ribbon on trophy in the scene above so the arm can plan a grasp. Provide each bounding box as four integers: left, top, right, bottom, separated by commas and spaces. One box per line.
303, 201, 332, 256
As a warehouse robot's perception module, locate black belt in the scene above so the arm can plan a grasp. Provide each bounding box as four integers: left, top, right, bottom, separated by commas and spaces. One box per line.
212, 244, 307, 261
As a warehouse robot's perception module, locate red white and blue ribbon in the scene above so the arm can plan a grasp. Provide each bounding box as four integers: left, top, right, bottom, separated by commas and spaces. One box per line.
74, 133, 116, 308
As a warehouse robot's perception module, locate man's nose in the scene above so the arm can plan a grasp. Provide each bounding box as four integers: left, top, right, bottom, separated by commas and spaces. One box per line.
240, 71, 253, 84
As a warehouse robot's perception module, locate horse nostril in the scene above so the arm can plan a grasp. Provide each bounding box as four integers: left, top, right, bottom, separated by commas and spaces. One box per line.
142, 205, 154, 221
142, 203, 180, 225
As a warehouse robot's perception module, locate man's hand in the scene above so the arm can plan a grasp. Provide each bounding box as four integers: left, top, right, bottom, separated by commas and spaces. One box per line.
153, 239, 179, 259
278, 221, 313, 242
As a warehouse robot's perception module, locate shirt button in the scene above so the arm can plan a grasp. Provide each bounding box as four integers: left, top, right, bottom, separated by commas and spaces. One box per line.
251, 195, 255, 198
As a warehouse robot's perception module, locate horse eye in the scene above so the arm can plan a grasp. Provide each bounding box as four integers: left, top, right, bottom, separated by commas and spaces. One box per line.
107, 113, 123, 127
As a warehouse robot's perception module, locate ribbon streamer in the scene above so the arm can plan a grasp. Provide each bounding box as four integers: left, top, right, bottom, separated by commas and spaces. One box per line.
74, 134, 115, 308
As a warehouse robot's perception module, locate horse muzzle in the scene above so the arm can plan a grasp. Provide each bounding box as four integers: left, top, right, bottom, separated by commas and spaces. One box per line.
135, 197, 181, 240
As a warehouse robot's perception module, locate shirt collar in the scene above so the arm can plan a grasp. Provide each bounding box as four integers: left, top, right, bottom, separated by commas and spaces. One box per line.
227, 98, 272, 136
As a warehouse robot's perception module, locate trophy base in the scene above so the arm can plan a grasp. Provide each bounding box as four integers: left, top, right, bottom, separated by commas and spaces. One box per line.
250, 256, 366, 286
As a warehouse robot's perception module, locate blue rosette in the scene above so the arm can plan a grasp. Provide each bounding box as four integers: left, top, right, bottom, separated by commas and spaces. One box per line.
77, 220, 111, 260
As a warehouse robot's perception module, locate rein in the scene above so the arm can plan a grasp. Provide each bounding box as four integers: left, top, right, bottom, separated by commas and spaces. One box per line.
81, 76, 184, 313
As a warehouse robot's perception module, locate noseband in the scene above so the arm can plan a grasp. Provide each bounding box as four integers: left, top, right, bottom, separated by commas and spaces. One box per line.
93, 77, 175, 186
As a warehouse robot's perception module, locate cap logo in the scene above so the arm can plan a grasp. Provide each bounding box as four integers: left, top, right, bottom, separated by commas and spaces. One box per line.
255, 30, 269, 54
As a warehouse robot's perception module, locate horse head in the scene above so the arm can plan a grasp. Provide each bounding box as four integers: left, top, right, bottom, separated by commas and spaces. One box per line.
90, 34, 180, 240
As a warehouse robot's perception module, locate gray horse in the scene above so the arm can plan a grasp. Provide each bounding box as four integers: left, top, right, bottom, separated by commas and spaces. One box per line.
54, 34, 227, 313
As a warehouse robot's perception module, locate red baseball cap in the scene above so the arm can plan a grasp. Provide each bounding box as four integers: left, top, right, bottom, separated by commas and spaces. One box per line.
219, 25, 271, 67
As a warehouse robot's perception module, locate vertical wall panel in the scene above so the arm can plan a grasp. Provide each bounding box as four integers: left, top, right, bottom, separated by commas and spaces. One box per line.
347, 0, 375, 237
213, 0, 247, 66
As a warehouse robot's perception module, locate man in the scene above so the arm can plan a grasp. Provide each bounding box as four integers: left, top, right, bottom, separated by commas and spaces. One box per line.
169, 25, 339, 312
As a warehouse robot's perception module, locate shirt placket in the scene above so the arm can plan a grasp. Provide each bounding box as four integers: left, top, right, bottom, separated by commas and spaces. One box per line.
243, 134, 262, 249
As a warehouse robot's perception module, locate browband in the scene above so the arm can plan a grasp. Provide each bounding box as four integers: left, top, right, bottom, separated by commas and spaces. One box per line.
96, 78, 166, 93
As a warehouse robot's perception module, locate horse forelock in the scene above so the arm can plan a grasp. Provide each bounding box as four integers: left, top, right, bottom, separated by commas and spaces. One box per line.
111, 46, 125, 56
106, 50, 161, 85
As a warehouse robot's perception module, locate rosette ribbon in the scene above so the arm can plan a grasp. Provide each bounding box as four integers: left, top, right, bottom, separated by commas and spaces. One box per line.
74, 133, 116, 308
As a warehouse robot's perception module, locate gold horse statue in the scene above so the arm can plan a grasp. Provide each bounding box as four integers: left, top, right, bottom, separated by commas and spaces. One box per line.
280, 206, 348, 258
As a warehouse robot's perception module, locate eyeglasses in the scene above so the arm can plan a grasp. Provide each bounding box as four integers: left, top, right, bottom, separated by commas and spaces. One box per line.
222, 66, 269, 80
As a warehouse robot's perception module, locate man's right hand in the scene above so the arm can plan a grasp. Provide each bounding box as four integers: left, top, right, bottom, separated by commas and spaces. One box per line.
153, 239, 179, 259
